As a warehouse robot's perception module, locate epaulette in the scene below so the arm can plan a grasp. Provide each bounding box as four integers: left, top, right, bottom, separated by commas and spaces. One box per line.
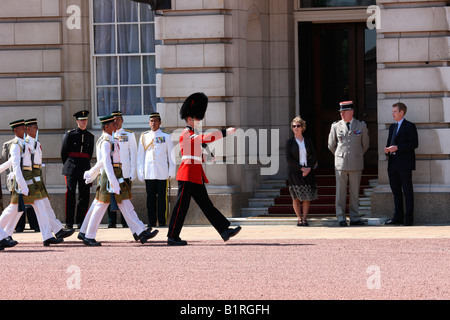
96, 135, 111, 146
162, 130, 171, 134
124, 129, 133, 133
140, 130, 150, 136
67, 129, 75, 133
332, 120, 339, 124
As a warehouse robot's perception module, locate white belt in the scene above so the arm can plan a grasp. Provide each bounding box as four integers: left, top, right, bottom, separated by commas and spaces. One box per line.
182, 155, 202, 161
26, 176, 41, 185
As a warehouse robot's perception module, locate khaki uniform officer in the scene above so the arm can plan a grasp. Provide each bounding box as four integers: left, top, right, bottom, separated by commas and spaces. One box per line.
137, 113, 175, 227
328, 101, 369, 226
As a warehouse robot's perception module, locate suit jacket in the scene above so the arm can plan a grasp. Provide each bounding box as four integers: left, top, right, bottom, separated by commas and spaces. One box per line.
285, 136, 317, 187
328, 119, 369, 171
386, 119, 418, 171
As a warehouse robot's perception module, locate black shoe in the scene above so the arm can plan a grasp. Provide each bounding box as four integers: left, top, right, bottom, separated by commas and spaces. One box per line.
138, 229, 159, 244
167, 238, 188, 246
15, 228, 24, 233
77, 232, 86, 241
43, 237, 64, 246
220, 226, 242, 242
133, 227, 153, 241
65, 224, 73, 229
108, 223, 116, 228
1, 237, 18, 248
82, 238, 101, 246
122, 223, 128, 228
339, 220, 348, 226
350, 220, 365, 226
404, 221, 414, 226
55, 228, 75, 239
384, 219, 401, 225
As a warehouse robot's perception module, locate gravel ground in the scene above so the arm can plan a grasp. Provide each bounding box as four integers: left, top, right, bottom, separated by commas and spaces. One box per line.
1, 234, 449, 301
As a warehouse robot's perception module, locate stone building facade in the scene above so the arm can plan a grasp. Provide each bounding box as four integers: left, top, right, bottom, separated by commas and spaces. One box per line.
0, 0, 449, 224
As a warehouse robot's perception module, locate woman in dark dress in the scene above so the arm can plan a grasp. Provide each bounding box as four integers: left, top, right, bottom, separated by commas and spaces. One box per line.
286, 116, 318, 226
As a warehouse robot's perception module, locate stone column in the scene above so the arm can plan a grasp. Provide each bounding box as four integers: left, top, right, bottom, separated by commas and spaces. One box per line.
372, 0, 450, 224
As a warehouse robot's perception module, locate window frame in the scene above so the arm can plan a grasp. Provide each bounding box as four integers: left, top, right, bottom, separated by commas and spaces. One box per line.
89, 0, 158, 128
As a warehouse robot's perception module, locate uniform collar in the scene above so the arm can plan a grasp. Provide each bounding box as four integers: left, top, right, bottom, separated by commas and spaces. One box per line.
103, 132, 113, 140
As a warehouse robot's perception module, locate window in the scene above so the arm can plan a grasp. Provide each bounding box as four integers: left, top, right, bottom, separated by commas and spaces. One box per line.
90, 0, 159, 125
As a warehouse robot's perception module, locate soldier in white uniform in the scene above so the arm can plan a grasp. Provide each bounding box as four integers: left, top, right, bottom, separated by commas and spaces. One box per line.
137, 113, 175, 227
0, 119, 74, 240
106, 111, 137, 228
79, 115, 158, 246
328, 101, 369, 226
0, 119, 63, 246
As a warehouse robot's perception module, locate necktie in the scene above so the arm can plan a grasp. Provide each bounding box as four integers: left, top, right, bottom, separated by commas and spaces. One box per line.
346, 122, 351, 131
390, 122, 398, 146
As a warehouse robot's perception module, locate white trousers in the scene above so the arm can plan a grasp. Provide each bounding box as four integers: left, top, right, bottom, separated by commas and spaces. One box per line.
0, 200, 53, 241
82, 199, 146, 239
3, 197, 63, 235
0, 227, 8, 240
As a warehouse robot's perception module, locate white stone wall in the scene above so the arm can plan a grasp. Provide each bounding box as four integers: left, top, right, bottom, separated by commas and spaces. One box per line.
155, 0, 295, 191
0, 0, 91, 188
376, 0, 450, 189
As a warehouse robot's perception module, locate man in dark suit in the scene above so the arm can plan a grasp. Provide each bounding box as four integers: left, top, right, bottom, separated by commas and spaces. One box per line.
384, 102, 418, 226
61, 110, 95, 229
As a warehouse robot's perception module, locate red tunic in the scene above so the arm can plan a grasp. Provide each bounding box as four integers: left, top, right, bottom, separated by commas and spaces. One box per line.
176, 127, 224, 184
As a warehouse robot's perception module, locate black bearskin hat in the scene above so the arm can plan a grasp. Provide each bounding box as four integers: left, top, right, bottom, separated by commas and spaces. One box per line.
179, 92, 208, 120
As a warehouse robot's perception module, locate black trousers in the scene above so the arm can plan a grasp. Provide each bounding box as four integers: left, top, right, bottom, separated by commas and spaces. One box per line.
145, 179, 168, 226
16, 205, 39, 231
65, 175, 90, 227
167, 181, 230, 240
388, 168, 414, 224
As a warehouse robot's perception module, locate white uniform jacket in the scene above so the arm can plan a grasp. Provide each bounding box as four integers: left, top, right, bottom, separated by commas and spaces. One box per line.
137, 128, 175, 181
8, 137, 31, 195
114, 127, 137, 180
26, 136, 43, 166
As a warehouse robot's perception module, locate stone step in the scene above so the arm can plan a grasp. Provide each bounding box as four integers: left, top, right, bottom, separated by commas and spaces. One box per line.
247, 198, 275, 208
229, 216, 389, 226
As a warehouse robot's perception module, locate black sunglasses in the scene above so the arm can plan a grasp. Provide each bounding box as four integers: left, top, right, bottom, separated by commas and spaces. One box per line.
292, 125, 302, 128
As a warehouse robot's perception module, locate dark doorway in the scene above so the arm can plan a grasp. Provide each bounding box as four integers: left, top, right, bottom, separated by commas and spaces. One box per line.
298, 22, 377, 169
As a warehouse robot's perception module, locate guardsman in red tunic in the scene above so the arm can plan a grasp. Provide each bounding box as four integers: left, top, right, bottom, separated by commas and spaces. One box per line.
167, 92, 242, 246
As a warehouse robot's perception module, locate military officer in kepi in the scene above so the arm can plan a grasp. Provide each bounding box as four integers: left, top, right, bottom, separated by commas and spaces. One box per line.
328, 101, 369, 226
61, 110, 94, 229
167, 92, 242, 246
137, 112, 175, 227
79, 115, 158, 246
106, 110, 137, 228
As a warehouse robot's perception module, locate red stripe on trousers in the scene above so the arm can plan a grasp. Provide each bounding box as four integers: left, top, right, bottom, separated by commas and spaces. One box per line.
170, 182, 185, 238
